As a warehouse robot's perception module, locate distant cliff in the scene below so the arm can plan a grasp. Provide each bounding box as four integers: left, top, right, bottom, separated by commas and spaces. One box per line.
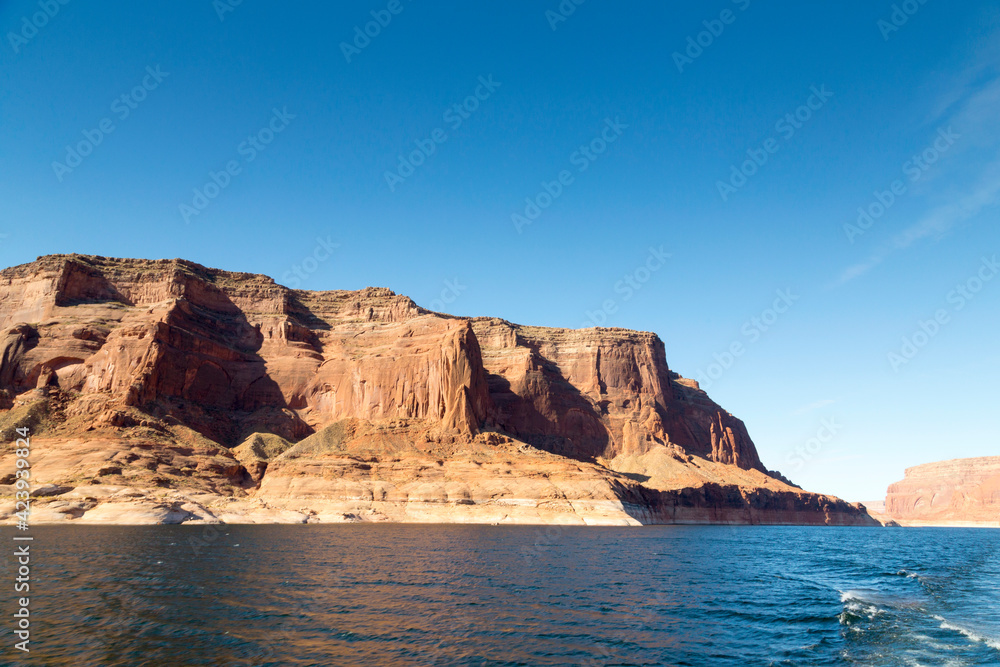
0, 254, 875, 525
886, 457, 1000, 526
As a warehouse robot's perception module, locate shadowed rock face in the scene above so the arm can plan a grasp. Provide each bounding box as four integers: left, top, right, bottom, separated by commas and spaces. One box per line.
471, 318, 763, 469
886, 457, 1000, 525
0, 254, 875, 525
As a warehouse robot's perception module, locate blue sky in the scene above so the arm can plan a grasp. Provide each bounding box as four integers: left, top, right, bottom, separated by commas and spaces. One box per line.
2, 1, 998, 501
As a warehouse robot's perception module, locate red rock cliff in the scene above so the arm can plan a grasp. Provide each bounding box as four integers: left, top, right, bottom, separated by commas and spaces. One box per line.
0, 255, 490, 444
0, 255, 874, 526
885, 457, 1000, 525
471, 319, 762, 469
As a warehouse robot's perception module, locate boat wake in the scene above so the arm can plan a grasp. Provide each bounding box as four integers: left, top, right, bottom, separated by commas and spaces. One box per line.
838, 589, 886, 626
933, 615, 1000, 652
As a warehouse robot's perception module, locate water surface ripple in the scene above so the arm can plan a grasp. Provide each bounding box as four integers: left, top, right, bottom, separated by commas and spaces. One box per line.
1, 525, 997, 666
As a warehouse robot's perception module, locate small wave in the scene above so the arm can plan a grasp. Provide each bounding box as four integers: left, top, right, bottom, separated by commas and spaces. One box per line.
908, 632, 963, 652
838, 590, 884, 625
841, 589, 869, 603
933, 615, 1000, 651
840, 587, 926, 611
840, 589, 887, 609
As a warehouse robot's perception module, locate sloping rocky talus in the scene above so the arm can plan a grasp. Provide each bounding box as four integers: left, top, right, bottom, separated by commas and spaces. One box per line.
885, 457, 1000, 526
0, 255, 876, 525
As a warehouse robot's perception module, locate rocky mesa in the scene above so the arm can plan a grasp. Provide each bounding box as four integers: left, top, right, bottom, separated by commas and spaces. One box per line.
0, 254, 876, 525
885, 457, 1000, 526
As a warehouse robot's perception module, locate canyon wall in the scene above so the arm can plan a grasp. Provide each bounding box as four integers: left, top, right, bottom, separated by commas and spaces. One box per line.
471, 319, 763, 469
0, 255, 875, 526
885, 457, 1000, 526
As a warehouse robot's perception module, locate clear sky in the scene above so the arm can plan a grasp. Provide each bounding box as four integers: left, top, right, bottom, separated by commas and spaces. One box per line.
2, 1, 998, 501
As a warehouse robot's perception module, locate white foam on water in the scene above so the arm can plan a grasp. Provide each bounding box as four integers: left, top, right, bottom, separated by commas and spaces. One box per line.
901, 658, 966, 667
909, 632, 957, 651
838, 590, 885, 625
901, 641, 974, 667
841, 589, 877, 604
840, 589, 887, 609
933, 615, 1000, 652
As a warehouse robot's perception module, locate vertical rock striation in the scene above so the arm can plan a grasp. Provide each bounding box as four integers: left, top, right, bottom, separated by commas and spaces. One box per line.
470, 318, 762, 470
0, 255, 874, 525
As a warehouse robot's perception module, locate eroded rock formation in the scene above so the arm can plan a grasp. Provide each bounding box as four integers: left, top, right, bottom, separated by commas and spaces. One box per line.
885, 457, 1000, 525
0, 255, 875, 525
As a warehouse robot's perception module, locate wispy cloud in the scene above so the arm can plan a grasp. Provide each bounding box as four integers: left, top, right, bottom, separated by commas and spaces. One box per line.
838, 163, 1000, 284
838, 257, 884, 284
837, 43, 1000, 285
918, 20, 1000, 129
893, 166, 1000, 248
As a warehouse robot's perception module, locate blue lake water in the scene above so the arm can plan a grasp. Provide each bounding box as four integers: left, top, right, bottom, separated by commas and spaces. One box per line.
0, 525, 997, 666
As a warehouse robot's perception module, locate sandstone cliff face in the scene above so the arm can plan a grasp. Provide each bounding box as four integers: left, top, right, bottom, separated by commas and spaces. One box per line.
886, 457, 1000, 525
471, 319, 762, 469
0, 255, 489, 445
0, 255, 874, 526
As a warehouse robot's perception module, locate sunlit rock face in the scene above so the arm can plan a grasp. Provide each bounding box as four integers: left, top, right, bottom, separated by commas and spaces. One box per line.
0, 255, 875, 526
886, 457, 1000, 525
